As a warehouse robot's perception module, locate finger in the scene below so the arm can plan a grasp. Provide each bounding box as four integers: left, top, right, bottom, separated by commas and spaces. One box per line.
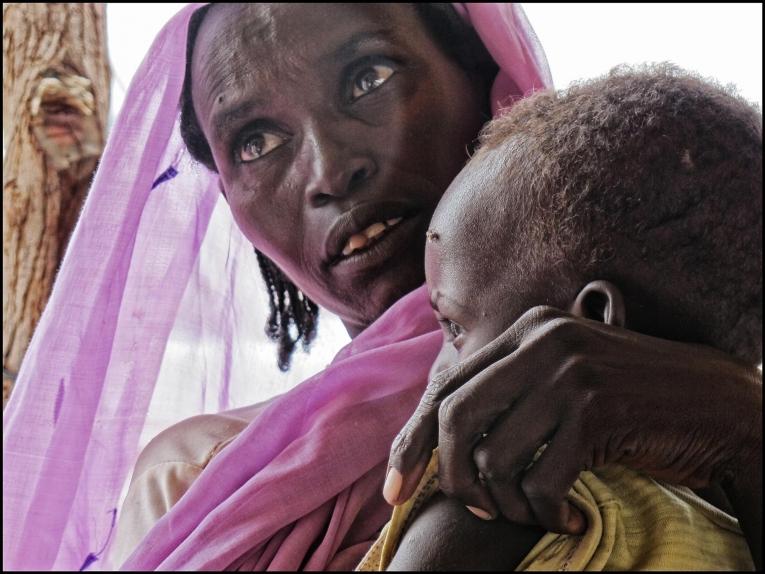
389, 306, 563, 505
383, 456, 430, 507
386, 323, 526, 506
452, 306, 564, 385
436, 335, 561, 517
473, 394, 560, 524
438, 351, 544, 517
520, 420, 587, 535
386, 414, 437, 505
435, 385, 504, 517
386, 369, 466, 504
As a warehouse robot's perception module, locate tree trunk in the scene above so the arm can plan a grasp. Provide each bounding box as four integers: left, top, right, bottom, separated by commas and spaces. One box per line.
3, 3, 110, 407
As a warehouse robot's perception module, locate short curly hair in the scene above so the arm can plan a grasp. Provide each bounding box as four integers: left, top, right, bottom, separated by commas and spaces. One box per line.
179, 3, 497, 370
475, 63, 762, 363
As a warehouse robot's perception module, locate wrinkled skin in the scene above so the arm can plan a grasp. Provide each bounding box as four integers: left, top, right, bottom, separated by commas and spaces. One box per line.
190, 5, 762, 569
191, 3, 485, 336
386, 148, 763, 568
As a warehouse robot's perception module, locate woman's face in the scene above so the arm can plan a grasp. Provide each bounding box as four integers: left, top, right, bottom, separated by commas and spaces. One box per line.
192, 3, 486, 334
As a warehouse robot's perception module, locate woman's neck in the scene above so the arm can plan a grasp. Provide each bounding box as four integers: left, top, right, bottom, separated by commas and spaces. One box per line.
342, 319, 367, 339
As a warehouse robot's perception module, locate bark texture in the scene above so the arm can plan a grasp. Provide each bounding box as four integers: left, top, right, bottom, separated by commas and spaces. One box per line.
3, 3, 110, 407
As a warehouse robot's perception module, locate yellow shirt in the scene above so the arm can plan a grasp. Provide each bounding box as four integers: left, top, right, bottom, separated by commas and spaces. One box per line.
357, 450, 754, 571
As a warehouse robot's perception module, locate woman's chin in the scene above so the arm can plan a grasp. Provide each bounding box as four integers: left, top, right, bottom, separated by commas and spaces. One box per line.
356, 273, 426, 332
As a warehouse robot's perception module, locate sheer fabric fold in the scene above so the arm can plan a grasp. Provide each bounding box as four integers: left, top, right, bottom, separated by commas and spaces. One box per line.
3, 3, 551, 570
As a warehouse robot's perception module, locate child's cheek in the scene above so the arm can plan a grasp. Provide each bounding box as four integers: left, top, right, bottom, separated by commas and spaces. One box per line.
429, 342, 459, 380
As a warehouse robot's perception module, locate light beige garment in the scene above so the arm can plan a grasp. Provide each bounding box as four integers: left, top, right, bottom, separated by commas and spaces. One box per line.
110, 402, 267, 567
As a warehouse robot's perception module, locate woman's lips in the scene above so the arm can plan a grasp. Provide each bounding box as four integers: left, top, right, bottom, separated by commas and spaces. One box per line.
340, 217, 404, 257
330, 214, 422, 277
323, 201, 419, 265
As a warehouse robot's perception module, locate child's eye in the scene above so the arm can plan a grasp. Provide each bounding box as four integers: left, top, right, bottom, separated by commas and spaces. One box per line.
446, 319, 463, 339
350, 63, 395, 101
238, 131, 287, 163
439, 318, 464, 342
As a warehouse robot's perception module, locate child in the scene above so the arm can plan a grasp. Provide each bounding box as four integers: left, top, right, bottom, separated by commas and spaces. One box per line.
358, 63, 761, 570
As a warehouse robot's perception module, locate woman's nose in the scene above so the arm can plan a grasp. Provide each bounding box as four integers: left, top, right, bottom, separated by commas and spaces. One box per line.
300, 124, 377, 207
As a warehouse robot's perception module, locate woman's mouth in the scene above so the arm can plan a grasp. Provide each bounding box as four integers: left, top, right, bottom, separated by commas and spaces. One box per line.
322, 200, 425, 279
340, 217, 404, 257
328, 214, 422, 278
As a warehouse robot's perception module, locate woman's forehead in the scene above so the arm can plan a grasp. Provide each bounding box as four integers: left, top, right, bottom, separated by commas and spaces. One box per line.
192, 3, 421, 115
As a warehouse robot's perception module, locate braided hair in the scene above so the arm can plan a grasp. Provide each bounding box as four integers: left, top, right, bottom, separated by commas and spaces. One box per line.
254, 249, 319, 371
180, 3, 497, 370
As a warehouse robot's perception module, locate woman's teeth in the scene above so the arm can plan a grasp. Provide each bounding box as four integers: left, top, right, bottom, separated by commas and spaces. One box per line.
341, 217, 403, 257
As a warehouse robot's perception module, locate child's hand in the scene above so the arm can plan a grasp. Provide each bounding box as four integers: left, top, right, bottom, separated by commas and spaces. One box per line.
385, 306, 762, 538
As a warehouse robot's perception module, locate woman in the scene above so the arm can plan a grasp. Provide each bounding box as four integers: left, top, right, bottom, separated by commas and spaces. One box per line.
3, 3, 761, 571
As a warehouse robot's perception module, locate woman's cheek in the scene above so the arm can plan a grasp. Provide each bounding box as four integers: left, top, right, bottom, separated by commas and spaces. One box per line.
227, 177, 284, 241
227, 191, 265, 244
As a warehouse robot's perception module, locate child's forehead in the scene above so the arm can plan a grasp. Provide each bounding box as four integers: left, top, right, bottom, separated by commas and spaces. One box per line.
434, 149, 508, 226
426, 142, 541, 308
431, 145, 522, 253
428, 159, 510, 284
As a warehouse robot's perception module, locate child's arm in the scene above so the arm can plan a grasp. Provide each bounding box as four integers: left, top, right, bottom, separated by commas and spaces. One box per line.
386, 491, 545, 571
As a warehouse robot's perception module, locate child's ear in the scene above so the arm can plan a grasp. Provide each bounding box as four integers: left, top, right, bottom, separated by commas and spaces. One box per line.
568, 280, 626, 327
218, 178, 228, 201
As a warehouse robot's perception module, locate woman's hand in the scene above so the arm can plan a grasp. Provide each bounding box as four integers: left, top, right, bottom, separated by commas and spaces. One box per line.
385, 306, 762, 564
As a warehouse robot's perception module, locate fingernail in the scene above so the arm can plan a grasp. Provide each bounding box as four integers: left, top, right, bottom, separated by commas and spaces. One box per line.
466, 505, 493, 520
567, 505, 586, 534
383, 468, 402, 504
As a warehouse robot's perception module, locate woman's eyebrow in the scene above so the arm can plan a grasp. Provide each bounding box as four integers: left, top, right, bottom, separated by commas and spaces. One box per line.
210, 30, 397, 140
321, 29, 397, 65
212, 100, 264, 141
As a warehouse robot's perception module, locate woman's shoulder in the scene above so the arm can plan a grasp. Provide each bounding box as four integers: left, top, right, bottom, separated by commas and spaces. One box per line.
133, 399, 271, 478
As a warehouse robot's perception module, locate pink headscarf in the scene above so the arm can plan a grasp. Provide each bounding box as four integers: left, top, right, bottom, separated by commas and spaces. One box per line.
3, 3, 551, 570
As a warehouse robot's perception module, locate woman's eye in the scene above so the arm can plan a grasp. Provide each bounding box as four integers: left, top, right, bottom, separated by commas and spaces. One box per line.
351, 64, 395, 101
238, 131, 286, 163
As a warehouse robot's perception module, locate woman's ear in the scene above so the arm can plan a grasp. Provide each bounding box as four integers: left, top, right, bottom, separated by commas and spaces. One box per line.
568, 280, 626, 327
218, 178, 228, 201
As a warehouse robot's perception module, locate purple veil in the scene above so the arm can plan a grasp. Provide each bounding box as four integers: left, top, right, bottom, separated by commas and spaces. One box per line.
3, 3, 552, 570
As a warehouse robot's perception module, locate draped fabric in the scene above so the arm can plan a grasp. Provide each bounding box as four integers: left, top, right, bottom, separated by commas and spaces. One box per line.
3, 3, 552, 570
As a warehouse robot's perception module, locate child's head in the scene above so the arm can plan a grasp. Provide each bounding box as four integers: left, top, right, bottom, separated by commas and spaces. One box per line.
425, 63, 762, 367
